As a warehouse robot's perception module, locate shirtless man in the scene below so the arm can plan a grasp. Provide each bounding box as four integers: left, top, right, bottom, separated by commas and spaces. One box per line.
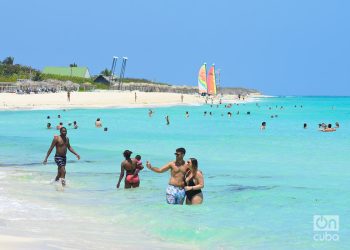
116, 150, 139, 189
43, 127, 80, 186
146, 148, 189, 205
95, 118, 102, 128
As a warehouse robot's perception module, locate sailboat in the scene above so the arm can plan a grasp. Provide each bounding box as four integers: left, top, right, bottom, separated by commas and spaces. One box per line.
198, 63, 207, 94
207, 64, 217, 95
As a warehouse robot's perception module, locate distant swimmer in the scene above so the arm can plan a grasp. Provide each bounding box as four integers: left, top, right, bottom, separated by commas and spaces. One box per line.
260, 122, 266, 130
303, 123, 307, 129
104, 127, 108, 132
47, 116, 50, 119
228, 112, 232, 117
73, 121, 78, 129
116, 150, 140, 189
148, 109, 153, 117
58, 115, 61, 119
146, 148, 189, 205
165, 115, 170, 125
185, 111, 189, 118
321, 124, 336, 132
335, 122, 340, 128
95, 118, 102, 128
43, 127, 80, 186
56, 122, 63, 130
204, 111, 207, 116
247, 111, 251, 115
47, 123, 52, 129
209, 112, 212, 116
184, 158, 204, 205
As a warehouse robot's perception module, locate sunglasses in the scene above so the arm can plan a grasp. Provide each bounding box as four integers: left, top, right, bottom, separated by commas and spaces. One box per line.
174, 153, 181, 156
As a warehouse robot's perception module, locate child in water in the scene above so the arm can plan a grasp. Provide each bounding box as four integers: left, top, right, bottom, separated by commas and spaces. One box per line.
125, 154, 144, 186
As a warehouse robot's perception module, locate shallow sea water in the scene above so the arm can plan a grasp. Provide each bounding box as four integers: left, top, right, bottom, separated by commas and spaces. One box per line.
0, 97, 349, 249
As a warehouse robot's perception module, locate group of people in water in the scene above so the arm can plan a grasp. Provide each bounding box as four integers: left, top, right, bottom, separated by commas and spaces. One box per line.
43, 125, 204, 205
115, 147, 204, 205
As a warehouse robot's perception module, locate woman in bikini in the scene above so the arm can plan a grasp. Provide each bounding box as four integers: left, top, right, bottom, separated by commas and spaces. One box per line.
116, 150, 139, 189
184, 158, 204, 205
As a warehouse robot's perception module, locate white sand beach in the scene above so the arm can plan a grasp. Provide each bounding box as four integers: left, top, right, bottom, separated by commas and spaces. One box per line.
0, 91, 259, 110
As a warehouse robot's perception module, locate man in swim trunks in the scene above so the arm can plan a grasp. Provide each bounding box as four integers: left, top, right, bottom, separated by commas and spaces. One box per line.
43, 127, 80, 186
146, 147, 189, 205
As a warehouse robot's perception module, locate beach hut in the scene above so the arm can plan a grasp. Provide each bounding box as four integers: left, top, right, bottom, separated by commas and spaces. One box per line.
94, 75, 110, 85
43, 66, 91, 78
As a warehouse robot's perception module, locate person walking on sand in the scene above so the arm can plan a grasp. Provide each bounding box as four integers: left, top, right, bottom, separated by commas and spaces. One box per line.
116, 150, 140, 189
135, 92, 137, 103
43, 127, 80, 186
181, 94, 184, 103
67, 91, 71, 102
146, 148, 189, 205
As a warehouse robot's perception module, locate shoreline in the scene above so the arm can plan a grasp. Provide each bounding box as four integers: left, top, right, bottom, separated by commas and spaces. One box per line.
0, 91, 261, 111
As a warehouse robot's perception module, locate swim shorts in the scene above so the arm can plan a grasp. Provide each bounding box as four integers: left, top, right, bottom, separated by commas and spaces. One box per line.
54, 155, 66, 167
166, 185, 185, 204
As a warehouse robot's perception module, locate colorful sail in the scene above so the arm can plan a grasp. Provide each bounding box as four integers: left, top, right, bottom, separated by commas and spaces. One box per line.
198, 63, 207, 94
207, 64, 216, 95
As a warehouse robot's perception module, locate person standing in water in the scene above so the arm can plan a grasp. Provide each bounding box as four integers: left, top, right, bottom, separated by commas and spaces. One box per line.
43, 127, 80, 186
146, 148, 189, 205
116, 150, 139, 189
184, 158, 204, 205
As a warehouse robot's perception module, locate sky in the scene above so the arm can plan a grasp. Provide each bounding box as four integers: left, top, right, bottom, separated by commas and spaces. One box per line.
1, 0, 349, 95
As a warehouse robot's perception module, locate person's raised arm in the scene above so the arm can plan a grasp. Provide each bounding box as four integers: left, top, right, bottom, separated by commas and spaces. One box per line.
116, 163, 125, 188
43, 137, 57, 164
67, 139, 80, 160
146, 161, 171, 173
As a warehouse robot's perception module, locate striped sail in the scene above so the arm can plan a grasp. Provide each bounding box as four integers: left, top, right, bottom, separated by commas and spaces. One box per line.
198, 63, 207, 94
207, 64, 216, 95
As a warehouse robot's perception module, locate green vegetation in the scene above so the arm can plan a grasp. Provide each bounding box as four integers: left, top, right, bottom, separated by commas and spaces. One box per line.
40, 74, 94, 84
122, 77, 171, 86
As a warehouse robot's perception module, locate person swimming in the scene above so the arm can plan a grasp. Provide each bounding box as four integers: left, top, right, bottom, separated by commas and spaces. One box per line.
95, 118, 102, 128
321, 124, 336, 132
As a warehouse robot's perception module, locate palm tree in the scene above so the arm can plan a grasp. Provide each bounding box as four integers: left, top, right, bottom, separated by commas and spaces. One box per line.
2, 56, 14, 65
69, 63, 77, 67
100, 68, 112, 76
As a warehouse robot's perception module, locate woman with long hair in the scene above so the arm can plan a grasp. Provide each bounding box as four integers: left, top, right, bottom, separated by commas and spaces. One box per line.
184, 158, 204, 205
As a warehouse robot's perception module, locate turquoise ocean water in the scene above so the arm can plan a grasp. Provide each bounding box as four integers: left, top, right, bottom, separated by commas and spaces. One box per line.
0, 97, 349, 249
